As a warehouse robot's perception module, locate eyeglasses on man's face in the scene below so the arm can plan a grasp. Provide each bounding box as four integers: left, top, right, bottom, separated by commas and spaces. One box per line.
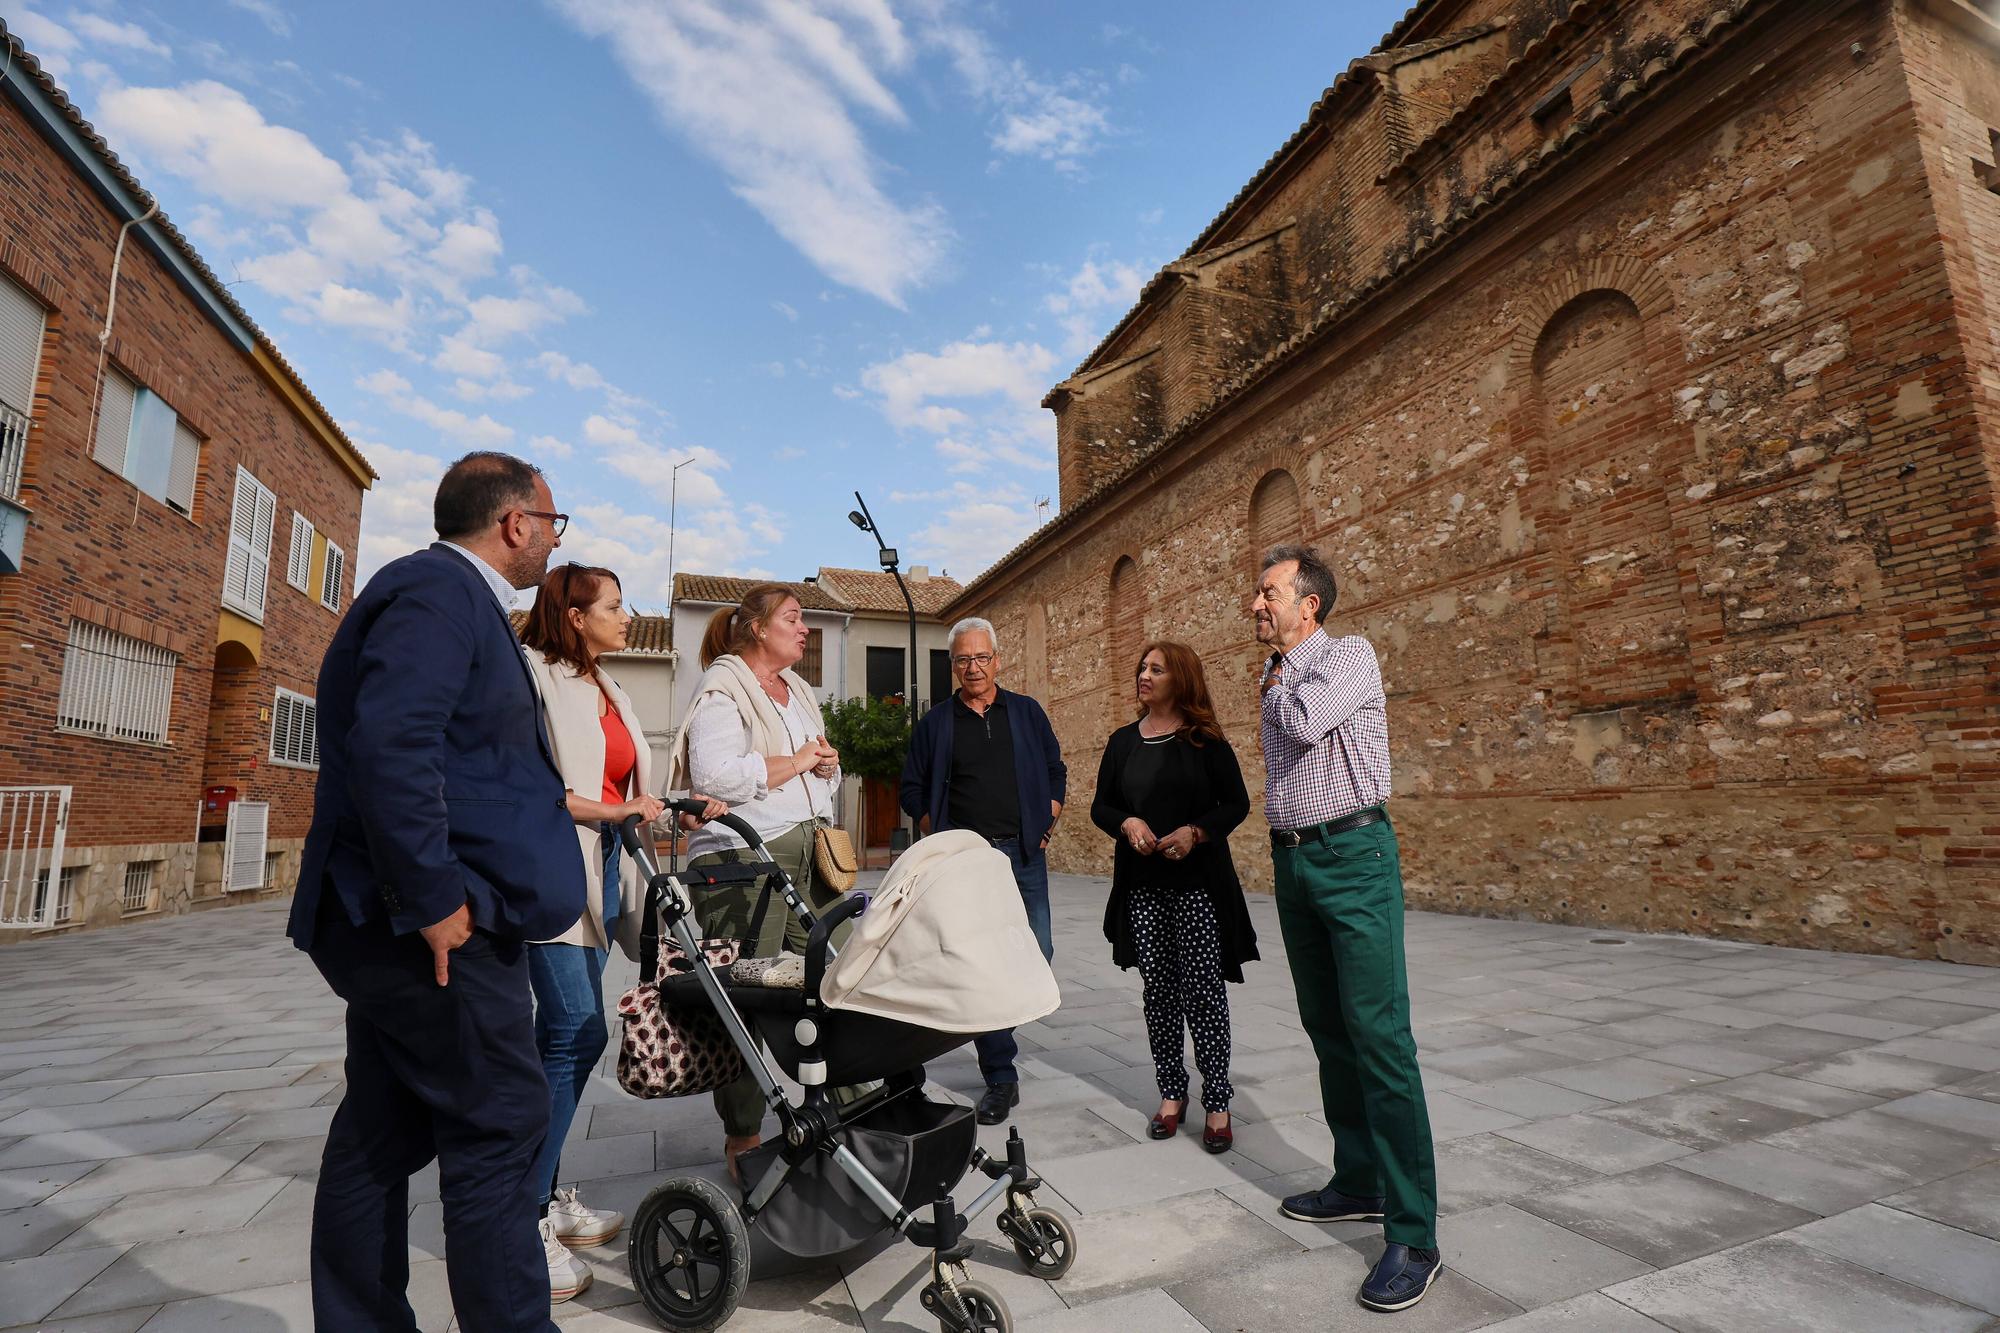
517, 509, 569, 538
952, 653, 996, 670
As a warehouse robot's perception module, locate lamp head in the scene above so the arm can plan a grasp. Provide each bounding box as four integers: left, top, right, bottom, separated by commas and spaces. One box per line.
878, 548, 898, 569
847, 511, 869, 531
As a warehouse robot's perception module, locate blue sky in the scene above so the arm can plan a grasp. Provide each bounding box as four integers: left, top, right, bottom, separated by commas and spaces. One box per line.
11, 0, 1411, 608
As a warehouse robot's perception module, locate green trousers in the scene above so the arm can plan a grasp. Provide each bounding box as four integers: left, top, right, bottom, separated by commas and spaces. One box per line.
689, 821, 852, 1138
1272, 813, 1438, 1249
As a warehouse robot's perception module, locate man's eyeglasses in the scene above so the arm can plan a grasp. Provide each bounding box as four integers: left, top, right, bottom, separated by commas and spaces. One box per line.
951, 653, 996, 669
518, 509, 569, 538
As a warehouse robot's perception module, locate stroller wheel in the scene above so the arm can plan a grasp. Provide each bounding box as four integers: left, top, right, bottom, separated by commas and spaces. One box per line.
1002, 1206, 1077, 1279
923, 1277, 1012, 1333
628, 1176, 749, 1332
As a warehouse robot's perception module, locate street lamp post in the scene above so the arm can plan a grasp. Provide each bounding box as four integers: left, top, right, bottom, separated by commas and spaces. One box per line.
665, 455, 698, 605
848, 492, 919, 847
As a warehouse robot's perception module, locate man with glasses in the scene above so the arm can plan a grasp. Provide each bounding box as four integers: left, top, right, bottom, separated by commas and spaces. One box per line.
900, 616, 1066, 1123
291, 450, 583, 1329
1252, 543, 1440, 1313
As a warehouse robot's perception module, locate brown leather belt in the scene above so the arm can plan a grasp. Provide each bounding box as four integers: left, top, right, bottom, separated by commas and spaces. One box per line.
1270, 805, 1387, 848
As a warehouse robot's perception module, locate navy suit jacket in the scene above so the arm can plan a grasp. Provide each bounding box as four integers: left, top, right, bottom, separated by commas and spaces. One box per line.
287, 544, 584, 951
899, 687, 1067, 862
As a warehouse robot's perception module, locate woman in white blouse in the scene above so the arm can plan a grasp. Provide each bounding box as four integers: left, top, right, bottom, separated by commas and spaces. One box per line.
669, 582, 843, 1178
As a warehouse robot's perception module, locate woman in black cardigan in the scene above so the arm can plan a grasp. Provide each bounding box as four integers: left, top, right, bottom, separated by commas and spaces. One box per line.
1091, 640, 1258, 1153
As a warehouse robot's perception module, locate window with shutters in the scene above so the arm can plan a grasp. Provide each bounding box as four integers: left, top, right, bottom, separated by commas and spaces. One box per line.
224, 801, 269, 892
270, 686, 319, 768
286, 513, 315, 592
320, 541, 345, 613
224, 466, 276, 623
0, 275, 45, 503
57, 619, 178, 745
798, 628, 823, 686
90, 367, 200, 516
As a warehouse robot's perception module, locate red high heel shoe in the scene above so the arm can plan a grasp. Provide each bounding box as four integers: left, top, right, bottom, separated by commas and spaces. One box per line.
1148, 1100, 1185, 1140
1202, 1112, 1233, 1154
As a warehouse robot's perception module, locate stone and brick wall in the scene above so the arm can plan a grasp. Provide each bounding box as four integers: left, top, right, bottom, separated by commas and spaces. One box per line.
0, 80, 366, 934
961, 0, 2000, 962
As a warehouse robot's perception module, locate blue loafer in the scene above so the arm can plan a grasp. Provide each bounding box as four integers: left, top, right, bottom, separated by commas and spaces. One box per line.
1278, 1183, 1386, 1224
1359, 1243, 1443, 1312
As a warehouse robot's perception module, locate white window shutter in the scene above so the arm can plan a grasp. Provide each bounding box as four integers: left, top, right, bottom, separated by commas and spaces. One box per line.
286, 514, 314, 591
167, 421, 200, 516
0, 277, 44, 412
225, 467, 275, 622
321, 542, 345, 611
94, 370, 135, 473
225, 801, 269, 891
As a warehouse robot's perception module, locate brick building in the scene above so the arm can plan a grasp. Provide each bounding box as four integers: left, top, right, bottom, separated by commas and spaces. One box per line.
948, 0, 2000, 962
0, 30, 374, 937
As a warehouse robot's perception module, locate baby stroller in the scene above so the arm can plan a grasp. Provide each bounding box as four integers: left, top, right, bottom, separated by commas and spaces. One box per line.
617, 803, 1079, 1333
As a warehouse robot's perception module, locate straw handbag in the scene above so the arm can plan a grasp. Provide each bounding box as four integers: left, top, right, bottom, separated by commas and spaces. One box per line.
812, 823, 859, 892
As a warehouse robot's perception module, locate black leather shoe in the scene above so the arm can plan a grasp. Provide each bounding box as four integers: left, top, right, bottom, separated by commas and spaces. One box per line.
976, 1083, 1020, 1125
1279, 1182, 1386, 1224
1359, 1244, 1443, 1312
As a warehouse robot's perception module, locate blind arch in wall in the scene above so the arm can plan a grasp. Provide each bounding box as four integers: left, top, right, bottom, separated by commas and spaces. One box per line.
1248, 468, 1303, 566
1108, 554, 1145, 698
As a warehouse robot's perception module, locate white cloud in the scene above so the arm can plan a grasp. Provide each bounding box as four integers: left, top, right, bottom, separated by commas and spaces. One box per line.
552, 0, 949, 307
11, 6, 78, 63
923, 16, 1112, 173
358, 369, 513, 446
905, 481, 1041, 577
533, 351, 652, 414
353, 440, 446, 588
70, 14, 170, 58
529, 434, 575, 460
96, 81, 347, 213
1044, 255, 1149, 355
227, 0, 293, 38
861, 339, 1055, 433
772, 300, 799, 322
451, 376, 531, 402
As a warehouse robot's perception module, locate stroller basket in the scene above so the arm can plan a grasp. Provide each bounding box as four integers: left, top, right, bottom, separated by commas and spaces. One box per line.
737, 1094, 976, 1259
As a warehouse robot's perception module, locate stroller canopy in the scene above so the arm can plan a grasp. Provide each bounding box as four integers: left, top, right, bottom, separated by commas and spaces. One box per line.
821, 831, 1060, 1033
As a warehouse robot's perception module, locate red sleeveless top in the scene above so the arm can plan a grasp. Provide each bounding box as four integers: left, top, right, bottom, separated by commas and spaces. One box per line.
600, 701, 636, 804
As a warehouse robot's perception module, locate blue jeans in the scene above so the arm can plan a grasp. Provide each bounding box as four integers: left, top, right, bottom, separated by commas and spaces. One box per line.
974, 840, 1054, 1086
526, 834, 618, 1207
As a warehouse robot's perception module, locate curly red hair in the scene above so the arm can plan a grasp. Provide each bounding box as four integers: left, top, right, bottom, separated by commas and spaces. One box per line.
1132, 640, 1224, 744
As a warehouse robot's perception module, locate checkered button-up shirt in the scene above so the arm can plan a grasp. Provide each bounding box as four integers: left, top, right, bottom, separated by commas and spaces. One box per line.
1259, 628, 1392, 829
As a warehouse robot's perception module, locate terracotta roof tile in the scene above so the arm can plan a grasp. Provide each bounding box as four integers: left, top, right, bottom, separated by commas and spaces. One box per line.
814, 566, 963, 617
507, 610, 674, 656
672, 572, 848, 612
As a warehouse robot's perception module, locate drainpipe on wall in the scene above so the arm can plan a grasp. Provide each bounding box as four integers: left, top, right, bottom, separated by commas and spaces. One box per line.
86, 196, 160, 527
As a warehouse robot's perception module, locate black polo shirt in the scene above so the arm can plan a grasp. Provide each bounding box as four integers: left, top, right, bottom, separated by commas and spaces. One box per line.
947, 691, 1021, 842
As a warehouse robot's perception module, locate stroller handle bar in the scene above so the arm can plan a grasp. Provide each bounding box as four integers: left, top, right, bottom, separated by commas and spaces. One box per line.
623, 800, 766, 853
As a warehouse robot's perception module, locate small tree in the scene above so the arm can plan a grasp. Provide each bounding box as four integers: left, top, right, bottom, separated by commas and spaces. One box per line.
824, 695, 913, 845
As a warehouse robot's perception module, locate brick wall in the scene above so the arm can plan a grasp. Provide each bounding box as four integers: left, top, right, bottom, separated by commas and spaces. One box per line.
967, 0, 2000, 962
0, 87, 365, 933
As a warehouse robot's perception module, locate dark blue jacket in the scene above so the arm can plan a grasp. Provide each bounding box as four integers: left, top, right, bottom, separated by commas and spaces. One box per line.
900, 687, 1067, 862
287, 544, 584, 950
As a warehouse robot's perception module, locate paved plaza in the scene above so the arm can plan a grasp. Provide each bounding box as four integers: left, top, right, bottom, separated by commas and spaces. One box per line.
2, 873, 1999, 1331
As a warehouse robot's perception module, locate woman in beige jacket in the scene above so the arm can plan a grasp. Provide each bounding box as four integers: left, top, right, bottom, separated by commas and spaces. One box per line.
519, 562, 720, 1297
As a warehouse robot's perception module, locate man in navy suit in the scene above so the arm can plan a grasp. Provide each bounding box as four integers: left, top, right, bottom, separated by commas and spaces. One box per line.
290, 451, 584, 1331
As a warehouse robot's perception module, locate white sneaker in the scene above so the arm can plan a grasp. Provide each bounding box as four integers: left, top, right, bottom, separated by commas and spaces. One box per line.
548, 1184, 625, 1247
539, 1215, 592, 1303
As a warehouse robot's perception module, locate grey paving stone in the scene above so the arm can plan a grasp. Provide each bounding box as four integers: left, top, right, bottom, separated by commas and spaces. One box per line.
1705, 1071, 1882, 1118
1495, 1114, 1693, 1175
0, 1115, 239, 1170
1439, 1203, 1652, 1308
1836, 996, 1995, 1029
1674, 1141, 1909, 1216
50, 1219, 313, 1316
1451, 1077, 1613, 1120
0, 1245, 127, 1326
1168, 1243, 1520, 1332
204, 1105, 340, 1145
49, 1178, 286, 1251
1035, 1135, 1273, 1214
1432, 1134, 1601, 1217
1537, 1058, 1720, 1104
1791, 1204, 2000, 1314
1637, 1040, 1790, 1078
1589, 1089, 1817, 1150
1604, 1235, 1990, 1332
1520, 1164, 1815, 1268
1015, 1287, 1207, 1332
1475, 1291, 1671, 1331
1882, 1164, 2000, 1242
1426, 1090, 1527, 1142
1775, 1049, 1982, 1098
1873, 1036, 2000, 1073
1422, 1042, 1582, 1083
1029, 1190, 1298, 1304
1873, 1090, 2000, 1141
47, 1145, 257, 1203
0, 1195, 103, 1260
0, 1094, 216, 1138
1763, 1109, 2000, 1187
0, 1308, 157, 1332
0, 1160, 97, 1209
1780, 1011, 1927, 1041
0, 1080, 143, 1111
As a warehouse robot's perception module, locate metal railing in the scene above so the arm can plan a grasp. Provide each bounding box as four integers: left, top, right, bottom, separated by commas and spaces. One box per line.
1, 786, 71, 928
0, 399, 27, 502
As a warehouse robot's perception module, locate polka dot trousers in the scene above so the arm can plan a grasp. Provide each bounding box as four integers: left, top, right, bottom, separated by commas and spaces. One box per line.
1130, 884, 1233, 1113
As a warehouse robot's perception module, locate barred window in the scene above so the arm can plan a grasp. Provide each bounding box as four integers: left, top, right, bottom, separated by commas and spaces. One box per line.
271, 686, 319, 769
798, 628, 823, 687
121, 860, 159, 914
58, 620, 177, 745
33, 865, 82, 926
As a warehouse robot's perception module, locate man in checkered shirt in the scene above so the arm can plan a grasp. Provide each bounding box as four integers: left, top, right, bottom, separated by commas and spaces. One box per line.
1254, 544, 1440, 1313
